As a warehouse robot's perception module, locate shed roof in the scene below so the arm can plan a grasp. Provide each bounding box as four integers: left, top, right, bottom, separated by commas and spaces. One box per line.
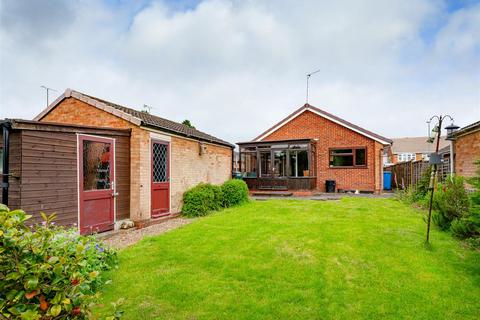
1, 119, 132, 136
390, 137, 449, 154
34, 89, 234, 148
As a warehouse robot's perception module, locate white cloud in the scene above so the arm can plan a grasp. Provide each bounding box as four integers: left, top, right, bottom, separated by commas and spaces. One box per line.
0, 0, 478, 144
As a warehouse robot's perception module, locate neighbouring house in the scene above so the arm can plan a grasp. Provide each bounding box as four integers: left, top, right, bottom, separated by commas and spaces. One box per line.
1, 88, 233, 234
452, 121, 480, 179
385, 137, 449, 165
237, 103, 392, 193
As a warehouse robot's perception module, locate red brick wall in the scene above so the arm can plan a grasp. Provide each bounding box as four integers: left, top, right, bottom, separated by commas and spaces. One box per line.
261, 110, 384, 192
41, 97, 232, 217
455, 129, 480, 178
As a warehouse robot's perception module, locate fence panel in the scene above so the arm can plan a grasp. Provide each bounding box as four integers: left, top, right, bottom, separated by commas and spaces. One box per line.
385, 159, 450, 190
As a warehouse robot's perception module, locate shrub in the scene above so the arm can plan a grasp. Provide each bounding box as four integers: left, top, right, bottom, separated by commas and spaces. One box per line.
182, 183, 223, 217
431, 175, 470, 229
413, 166, 432, 202
451, 160, 480, 243
0, 205, 118, 319
451, 213, 480, 239
395, 167, 432, 204
222, 179, 249, 207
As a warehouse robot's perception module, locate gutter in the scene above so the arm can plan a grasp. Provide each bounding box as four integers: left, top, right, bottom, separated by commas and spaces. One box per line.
1, 120, 11, 206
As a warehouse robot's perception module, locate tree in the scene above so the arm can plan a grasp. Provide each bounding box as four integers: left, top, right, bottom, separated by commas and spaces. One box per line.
182, 119, 195, 129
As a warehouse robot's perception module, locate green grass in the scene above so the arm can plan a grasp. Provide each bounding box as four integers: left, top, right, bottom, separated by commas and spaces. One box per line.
98, 198, 480, 319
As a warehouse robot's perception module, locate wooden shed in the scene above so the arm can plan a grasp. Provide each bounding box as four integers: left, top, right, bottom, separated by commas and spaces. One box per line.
1, 119, 131, 234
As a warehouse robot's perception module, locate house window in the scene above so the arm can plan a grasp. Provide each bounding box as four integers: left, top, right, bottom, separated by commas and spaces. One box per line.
240, 150, 257, 177
273, 150, 287, 177
289, 150, 309, 177
260, 151, 271, 177
329, 147, 367, 167
397, 153, 415, 162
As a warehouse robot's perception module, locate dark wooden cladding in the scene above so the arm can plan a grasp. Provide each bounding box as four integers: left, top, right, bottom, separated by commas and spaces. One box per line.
1, 120, 131, 229
0, 131, 21, 208
243, 177, 316, 190
113, 135, 130, 220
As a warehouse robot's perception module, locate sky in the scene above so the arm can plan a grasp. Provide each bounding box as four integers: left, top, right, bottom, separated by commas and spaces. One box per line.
0, 0, 479, 144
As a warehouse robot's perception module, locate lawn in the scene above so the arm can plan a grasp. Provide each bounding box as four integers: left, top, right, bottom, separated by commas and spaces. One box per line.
97, 198, 480, 319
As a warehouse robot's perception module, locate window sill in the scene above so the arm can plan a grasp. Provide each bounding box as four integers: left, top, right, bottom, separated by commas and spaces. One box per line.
329, 166, 368, 169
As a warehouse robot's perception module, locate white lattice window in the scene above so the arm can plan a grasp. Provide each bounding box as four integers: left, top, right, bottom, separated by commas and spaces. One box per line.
397, 153, 416, 162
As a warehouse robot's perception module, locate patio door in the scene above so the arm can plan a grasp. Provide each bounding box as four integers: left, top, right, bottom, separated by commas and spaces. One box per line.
151, 140, 170, 217
79, 135, 115, 235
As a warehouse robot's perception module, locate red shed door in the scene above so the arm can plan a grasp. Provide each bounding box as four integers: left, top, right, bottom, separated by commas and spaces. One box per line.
79, 135, 115, 234
151, 140, 170, 217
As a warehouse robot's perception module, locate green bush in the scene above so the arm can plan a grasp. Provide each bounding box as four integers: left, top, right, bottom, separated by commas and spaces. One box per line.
431, 175, 470, 229
222, 179, 249, 207
182, 183, 223, 217
396, 167, 432, 204
451, 160, 480, 244
0, 205, 118, 319
413, 166, 432, 202
451, 213, 480, 239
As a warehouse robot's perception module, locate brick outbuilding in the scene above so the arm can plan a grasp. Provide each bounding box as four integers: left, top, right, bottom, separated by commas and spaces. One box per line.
237, 104, 392, 193
453, 121, 480, 179
1, 88, 233, 234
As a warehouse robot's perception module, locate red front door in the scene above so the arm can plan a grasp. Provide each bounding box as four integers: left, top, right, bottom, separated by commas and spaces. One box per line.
151, 140, 170, 217
79, 135, 115, 234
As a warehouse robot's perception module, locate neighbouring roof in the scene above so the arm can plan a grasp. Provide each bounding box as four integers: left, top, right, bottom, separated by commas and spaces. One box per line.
252, 103, 392, 145
34, 89, 234, 148
390, 137, 449, 154
438, 145, 451, 155
453, 120, 480, 138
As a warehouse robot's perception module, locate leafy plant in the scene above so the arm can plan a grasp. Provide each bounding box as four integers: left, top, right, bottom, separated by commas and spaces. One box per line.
450, 160, 480, 245
431, 175, 470, 229
0, 205, 118, 319
413, 166, 432, 202
181, 119, 195, 129
221, 179, 249, 208
182, 183, 223, 217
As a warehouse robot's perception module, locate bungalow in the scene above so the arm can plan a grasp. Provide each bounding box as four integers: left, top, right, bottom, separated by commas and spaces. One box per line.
237, 104, 392, 193
1, 89, 233, 234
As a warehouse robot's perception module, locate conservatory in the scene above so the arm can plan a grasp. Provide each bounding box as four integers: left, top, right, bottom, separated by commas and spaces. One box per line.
237, 138, 316, 190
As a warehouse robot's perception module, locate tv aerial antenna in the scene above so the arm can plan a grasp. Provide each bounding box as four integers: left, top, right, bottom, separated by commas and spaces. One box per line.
40, 85, 58, 107
306, 69, 320, 104
142, 104, 155, 114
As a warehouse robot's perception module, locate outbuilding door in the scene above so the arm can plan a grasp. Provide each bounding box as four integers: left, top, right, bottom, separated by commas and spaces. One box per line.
79, 135, 115, 234
151, 140, 170, 217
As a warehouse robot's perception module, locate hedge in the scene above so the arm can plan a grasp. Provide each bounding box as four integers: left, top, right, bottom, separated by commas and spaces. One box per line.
221, 179, 249, 207
181, 180, 249, 217
181, 183, 223, 217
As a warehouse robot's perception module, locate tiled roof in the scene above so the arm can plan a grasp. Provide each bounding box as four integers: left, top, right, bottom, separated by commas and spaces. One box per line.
253, 103, 393, 145
390, 137, 449, 154
35, 89, 234, 148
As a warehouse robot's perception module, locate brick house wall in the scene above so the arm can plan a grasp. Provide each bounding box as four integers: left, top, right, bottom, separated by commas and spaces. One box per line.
454, 129, 480, 178
170, 136, 231, 212
41, 97, 232, 219
261, 110, 384, 192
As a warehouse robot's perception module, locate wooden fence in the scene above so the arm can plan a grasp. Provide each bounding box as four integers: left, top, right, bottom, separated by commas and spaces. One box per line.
385, 159, 451, 190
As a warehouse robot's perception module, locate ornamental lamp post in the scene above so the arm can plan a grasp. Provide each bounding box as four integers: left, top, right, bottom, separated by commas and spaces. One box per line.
425, 115, 458, 244
444, 122, 460, 177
